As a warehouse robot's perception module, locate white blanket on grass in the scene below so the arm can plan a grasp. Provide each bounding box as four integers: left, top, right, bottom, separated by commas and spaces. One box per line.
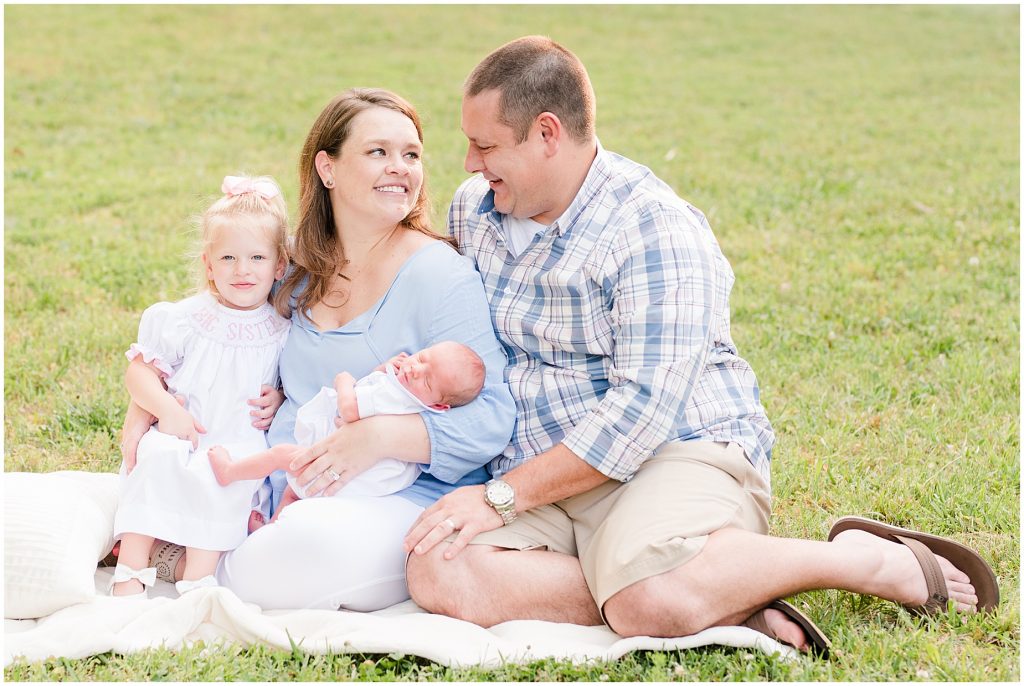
3, 469, 795, 667
4, 570, 795, 667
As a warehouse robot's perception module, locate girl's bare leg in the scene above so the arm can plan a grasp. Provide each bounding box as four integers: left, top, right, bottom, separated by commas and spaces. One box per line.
112, 532, 155, 596
182, 547, 221, 581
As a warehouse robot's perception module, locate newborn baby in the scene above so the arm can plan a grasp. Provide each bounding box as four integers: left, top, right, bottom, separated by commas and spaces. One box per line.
208, 341, 485, 528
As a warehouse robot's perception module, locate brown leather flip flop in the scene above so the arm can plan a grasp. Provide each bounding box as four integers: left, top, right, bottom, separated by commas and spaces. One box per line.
744, 599, 832, 658
827, 516, 999, 613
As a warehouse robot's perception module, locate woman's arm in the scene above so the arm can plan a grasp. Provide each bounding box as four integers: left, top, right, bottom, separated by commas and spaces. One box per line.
414, 261, 516, 484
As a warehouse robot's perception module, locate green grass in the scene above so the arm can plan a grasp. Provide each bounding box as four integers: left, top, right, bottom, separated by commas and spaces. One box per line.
4, 4, 1019, 681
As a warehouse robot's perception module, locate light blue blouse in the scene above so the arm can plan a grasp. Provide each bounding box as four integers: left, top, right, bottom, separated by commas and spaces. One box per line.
267, 241, 516, 509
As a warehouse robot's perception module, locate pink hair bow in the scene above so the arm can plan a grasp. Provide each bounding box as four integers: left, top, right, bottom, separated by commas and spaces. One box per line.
221, 176, 280, 200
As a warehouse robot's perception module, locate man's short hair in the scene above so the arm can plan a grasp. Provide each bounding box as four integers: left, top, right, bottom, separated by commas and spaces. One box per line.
465, 35, 596, 144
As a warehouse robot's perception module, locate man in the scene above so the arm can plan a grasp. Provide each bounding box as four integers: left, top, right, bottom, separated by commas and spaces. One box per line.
403, 36, 997, 654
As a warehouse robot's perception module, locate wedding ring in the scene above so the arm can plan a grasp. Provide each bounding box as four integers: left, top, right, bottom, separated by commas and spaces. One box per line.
443, 518, 457, 530
326, 468, 341, 482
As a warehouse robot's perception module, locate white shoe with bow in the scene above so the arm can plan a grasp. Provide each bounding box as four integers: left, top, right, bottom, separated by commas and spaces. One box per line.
175, 575, 218, 595
109, 563, 157, 599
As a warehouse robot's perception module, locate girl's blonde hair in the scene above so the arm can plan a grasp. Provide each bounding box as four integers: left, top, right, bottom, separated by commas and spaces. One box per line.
196, 175, 290, 296
274, 88, 454, 318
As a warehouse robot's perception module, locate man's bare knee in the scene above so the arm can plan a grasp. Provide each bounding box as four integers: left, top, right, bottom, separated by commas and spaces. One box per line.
407, 546, 452, 614
603, 576, 705, 637
407, 545, 490, 620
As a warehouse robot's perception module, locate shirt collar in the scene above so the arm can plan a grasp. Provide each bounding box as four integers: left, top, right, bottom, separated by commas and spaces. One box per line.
474, 139, 611, 238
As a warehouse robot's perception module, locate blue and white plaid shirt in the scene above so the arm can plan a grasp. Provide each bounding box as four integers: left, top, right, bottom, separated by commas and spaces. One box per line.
449, 143, 774, 483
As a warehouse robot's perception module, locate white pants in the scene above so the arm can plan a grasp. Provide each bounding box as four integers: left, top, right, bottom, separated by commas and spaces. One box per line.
216, 494, 423, 611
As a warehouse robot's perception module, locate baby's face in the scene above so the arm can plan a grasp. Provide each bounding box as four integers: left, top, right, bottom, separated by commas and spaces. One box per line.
393, 346, 459, 410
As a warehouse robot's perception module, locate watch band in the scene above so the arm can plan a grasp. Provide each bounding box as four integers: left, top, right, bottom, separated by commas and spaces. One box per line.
494, 502, 517, 526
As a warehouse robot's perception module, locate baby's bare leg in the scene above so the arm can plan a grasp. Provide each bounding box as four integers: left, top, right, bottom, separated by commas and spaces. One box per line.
208, 444, 300, 486
334, 371, 360, 423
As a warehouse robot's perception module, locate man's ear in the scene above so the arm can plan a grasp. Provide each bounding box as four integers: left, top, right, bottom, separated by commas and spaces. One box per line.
535, 112, 562, 156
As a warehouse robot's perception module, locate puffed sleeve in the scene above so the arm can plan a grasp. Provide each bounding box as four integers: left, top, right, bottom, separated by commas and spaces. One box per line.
417, 259, 516, 484
124, 301, 187, 378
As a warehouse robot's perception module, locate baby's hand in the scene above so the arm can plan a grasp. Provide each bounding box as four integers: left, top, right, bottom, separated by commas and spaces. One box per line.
157, 403, 206, 449
374, 351, 410, 373
333, 372, 360, 424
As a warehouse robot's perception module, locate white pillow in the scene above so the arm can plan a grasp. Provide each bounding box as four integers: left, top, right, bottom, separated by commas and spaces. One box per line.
4, 471, 120, 619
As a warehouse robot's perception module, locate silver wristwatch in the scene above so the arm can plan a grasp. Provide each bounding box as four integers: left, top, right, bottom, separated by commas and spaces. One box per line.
484, 478, 517, 525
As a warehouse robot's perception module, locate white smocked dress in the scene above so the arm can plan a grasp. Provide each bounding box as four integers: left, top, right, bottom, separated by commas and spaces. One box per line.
113, 292, 290, 551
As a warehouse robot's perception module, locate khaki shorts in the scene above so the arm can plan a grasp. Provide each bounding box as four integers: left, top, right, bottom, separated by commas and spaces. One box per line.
469, 441, 771, 615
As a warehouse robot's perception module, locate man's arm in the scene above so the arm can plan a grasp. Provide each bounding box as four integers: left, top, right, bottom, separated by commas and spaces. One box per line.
501, 443, 606, 511
404, 442, 607, 559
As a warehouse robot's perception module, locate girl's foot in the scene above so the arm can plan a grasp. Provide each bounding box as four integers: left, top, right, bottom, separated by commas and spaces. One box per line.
111, 579, 145, 597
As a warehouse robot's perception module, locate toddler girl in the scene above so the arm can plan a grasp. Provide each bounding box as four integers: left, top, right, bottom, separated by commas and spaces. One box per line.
111, 175, 291, 597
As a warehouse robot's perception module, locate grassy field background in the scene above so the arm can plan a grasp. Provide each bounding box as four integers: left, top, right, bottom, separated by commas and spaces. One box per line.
4, 4, 1019, 681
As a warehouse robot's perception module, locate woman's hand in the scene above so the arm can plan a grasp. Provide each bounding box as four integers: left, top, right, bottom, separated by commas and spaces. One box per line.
121, 400, 156, 474
287, 420, 385, 497
249, 384, 284, 430
289, 414, 430, 496
403, 485, 503, 560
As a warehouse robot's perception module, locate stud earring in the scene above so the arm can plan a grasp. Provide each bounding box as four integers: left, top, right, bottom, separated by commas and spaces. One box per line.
324, 178, 334, 189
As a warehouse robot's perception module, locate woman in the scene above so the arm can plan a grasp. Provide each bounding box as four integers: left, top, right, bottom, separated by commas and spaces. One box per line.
121, 88, 516, 611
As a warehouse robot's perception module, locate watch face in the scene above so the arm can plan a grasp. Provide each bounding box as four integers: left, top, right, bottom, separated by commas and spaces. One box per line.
486, 480, 514, 506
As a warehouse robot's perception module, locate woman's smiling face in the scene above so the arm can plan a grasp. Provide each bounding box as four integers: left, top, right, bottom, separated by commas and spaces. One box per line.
329, 106, 424, 229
